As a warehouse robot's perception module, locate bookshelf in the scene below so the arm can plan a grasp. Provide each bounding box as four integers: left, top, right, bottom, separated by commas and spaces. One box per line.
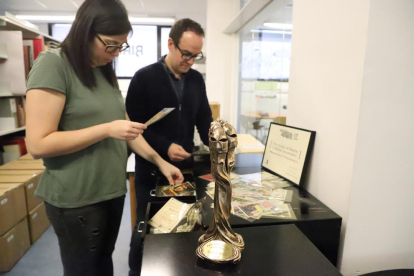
0, 44, 7, 61
0, 13, 61, 95
0, 12, 59, 163
0, 12, 60, 43
0, 127, 26, 137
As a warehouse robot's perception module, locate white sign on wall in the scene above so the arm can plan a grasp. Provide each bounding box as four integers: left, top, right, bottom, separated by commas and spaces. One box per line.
52, 24, 163, 78
116, 25, 157, 78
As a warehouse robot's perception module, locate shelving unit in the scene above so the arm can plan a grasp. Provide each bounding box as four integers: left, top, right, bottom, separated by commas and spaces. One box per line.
0, 12, 58, 155
0, 44, 7, 61
0, 127, 26, 137
0, 12, 60, 43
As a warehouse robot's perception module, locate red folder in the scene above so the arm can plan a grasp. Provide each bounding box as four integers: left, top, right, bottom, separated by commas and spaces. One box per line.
24, 38, 44, 60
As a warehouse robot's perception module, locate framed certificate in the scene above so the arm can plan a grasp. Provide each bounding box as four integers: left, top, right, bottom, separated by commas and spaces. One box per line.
262, 123, 316, 186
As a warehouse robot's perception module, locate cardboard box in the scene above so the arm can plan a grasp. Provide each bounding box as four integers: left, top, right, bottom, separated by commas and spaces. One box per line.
0, 217, 31, 272
209, 101, 220, 121
0, 183, 27, 235
0, 171, 43, 212
0, 160, 45, 170
18, 153, 35, 160
0, 170, 42, 175
16, 158, 42, 164
28, 202, 50, 244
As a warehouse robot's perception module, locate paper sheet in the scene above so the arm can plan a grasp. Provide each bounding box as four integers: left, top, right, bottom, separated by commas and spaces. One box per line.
145, 108, 175, 126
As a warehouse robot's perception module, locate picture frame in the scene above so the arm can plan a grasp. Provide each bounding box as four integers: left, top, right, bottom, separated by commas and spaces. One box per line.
262, 123, 316, 187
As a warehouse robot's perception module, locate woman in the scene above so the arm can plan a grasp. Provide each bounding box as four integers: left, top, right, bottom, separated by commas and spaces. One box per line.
25, 0, 183, 275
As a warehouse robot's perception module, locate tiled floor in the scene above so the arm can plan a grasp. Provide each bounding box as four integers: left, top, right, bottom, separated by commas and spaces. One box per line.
0, 182, 133, 276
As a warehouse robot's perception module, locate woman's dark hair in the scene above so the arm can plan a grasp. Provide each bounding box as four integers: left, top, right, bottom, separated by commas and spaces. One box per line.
169, 18, 205, 46
60, 0, 132, 89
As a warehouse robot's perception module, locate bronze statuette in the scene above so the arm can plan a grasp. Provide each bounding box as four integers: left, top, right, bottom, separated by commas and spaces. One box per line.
196, 119, 244, 263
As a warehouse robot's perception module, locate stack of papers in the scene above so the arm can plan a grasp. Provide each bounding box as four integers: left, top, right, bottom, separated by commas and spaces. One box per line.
200, 172, 296, 221
148, 198, 193, 233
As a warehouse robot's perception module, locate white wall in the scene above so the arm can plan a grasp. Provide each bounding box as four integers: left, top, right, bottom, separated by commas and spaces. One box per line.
340, 0, 414, 274
205, 0, 239, 125
289, 0, 414, 274
35, 23, 49, 35
289, 0, 370, 231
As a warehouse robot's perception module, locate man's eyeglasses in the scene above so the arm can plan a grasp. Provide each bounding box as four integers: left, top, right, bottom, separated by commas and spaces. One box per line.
175, 44, 204, 61
96, 35, 129, 53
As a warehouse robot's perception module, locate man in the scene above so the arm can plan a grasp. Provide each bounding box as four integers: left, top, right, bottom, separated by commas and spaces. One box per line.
125, 18, 212, 275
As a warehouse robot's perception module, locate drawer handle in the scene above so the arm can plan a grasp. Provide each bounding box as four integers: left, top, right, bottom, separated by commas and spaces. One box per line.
137, 221, 144, 233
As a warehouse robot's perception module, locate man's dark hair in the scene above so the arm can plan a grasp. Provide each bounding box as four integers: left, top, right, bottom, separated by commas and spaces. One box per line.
169, 18, 205, 46
60, 0, 132, 89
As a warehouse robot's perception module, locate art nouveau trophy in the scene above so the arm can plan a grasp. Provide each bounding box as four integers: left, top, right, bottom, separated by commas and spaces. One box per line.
196, 119, 245, 263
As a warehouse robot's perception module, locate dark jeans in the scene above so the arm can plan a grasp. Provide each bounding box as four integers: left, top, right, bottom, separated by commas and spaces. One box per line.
129, 172, 157, 276
45, 196, 125, 276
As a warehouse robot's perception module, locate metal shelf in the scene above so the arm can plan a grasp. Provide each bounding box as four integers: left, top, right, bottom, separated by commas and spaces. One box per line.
0, 14, 60, 43
0, 126, 26, 137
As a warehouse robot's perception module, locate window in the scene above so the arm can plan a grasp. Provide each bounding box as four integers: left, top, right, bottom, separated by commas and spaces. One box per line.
241, 31, 291, 80
50, 24, 171, 78
237, 0, 292, 143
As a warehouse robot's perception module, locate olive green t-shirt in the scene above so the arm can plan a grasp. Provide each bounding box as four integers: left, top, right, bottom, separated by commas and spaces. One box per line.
26, 49, 128, 208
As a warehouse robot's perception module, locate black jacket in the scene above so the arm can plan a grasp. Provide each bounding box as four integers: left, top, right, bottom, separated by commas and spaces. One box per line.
126, 60, 212, 173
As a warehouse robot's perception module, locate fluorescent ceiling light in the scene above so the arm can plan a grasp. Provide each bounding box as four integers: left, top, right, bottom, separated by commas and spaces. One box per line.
251, 29, 292, 35
21, 21, 38, 29
16, 15, 75, 22
129, 17, 175, 24
16, 15, 175, 24
263, 23, 293, 30
54, 24, 72, 27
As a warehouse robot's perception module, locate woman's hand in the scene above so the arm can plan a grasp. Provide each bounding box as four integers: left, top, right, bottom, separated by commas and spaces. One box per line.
158, 161, 184, 186
107, 120, 147, 140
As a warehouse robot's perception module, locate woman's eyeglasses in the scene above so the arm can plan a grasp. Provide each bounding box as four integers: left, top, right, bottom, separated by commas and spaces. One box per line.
96, 35, 129, 53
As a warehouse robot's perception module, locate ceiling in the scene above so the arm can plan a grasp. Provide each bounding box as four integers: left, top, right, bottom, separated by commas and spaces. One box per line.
0, 0, 208, 27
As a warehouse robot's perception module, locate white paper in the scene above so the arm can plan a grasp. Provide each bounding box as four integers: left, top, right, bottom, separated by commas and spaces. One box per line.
262, 124, 312, 185
145, 107, 175, 126
148, 198, 193, 233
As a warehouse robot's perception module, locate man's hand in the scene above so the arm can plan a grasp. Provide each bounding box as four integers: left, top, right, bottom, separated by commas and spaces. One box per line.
158, 161, 185, 186
168, 143, 191, 162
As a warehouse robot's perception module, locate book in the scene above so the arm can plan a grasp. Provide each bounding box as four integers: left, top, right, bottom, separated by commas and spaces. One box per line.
156, 182, 196, 197
22, 40, 34, 70
23, 46, 30, 78
24, 38, 44, 60
15, 96, 26, 127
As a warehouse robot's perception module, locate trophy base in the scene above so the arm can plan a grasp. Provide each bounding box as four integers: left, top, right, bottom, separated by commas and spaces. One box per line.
196, 240, 241, 264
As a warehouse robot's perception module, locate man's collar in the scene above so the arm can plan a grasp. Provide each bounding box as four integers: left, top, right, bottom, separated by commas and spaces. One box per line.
160, 55, 187, 79
159, 55, 167, 64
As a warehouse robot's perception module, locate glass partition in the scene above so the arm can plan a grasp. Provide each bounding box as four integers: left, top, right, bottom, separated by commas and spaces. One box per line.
237, 0, 293, 144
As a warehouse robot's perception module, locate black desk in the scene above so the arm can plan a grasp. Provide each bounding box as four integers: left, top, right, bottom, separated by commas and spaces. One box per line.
141, 224, 342, 276
193, 153, 342, 266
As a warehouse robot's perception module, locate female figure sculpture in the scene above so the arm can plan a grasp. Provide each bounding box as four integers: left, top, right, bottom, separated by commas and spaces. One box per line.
196, 119, 244, 263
